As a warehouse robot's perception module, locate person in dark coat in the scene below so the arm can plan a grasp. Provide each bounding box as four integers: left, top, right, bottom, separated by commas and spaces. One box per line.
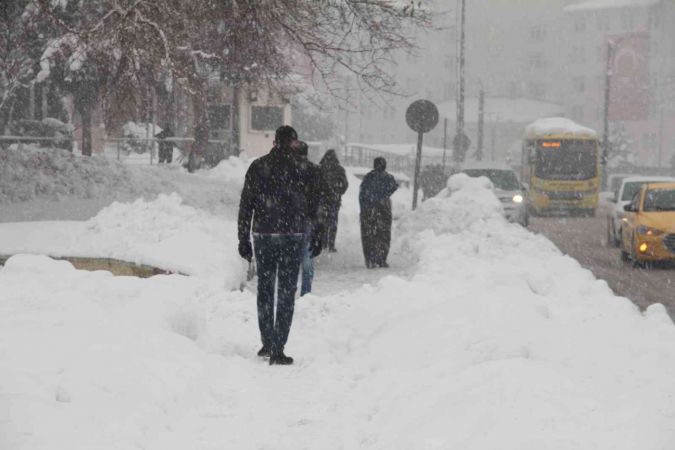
319, 149, 348, 252
155, 125, 175, 163
238, 126, 323, 365
293, 140, 327, 296
359, 157, 398, 268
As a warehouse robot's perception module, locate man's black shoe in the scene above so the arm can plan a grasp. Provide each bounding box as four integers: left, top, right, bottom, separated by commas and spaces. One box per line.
269, 353, 294, 365
379, 262, 389, 268
328, 247, 337, 253
257, 346, 270, 358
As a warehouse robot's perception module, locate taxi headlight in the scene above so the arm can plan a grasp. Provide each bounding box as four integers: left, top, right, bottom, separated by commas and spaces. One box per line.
512, 194, 524, 204
637, 226, 664, 236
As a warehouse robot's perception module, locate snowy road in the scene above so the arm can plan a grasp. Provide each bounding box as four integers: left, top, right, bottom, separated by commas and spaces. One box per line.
530, 216, 675, 318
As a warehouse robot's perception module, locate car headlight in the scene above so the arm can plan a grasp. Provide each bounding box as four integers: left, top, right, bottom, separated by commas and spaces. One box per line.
637, 226, 664, 236
512, 194, 524, 204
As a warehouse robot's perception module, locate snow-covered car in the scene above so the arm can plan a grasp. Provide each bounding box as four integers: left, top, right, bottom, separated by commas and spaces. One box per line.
462, 162, 529, 226
606, 175, 675, 247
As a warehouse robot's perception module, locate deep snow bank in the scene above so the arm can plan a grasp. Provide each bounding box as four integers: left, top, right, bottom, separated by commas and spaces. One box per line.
2, 172, 675, 450
0, 193, 246, 286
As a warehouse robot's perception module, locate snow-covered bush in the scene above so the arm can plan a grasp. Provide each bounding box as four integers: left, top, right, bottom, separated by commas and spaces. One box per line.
8, 117, 74, 150
0, 145, 169, 203
119, 122, 162, 155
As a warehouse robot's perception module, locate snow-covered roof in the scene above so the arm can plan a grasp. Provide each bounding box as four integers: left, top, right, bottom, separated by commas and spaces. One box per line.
524, 117, 598, 139
564, 0, 662, 12
460, 161, 517, 172
621, 176, 675, 184
437, 97, 565, 124
348, 143, 447, 158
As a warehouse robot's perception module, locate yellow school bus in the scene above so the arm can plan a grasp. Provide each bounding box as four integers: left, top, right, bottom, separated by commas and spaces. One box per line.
521, 118, 601, 216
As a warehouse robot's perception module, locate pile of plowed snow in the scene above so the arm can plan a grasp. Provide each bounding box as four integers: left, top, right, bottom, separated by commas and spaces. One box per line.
0, 146, 176, 204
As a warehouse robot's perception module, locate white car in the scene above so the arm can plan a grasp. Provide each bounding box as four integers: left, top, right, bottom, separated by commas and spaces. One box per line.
462, 163, 529, 226
606, 175, 675, 246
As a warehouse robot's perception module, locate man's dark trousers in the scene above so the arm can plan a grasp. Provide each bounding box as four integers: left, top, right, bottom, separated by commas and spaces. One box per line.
253, 234, 304, 357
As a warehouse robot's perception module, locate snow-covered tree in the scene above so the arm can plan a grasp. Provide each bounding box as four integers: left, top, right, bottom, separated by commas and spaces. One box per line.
0, 1, 46, 133
291, 90, 337, 142
32, 0, 432, 170
607, 121, 636, 170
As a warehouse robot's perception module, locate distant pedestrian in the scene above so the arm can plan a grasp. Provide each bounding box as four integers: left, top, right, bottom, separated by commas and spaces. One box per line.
319, 149, 348, 252
238, 126, 323, 365
359, 157, 398, 268
293, 140, 326, 296
155, 125, 175, 164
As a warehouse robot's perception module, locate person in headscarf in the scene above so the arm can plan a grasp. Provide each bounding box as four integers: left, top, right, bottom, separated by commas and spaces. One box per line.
359, 157, 398, 268
319, 149, 348, 252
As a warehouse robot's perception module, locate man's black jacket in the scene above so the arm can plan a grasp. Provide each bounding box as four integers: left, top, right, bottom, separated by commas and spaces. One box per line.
238, 146, 322, 243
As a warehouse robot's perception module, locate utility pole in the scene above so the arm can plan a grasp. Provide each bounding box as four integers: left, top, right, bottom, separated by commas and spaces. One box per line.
658, 106, 664, 167
602, 41, 614, 191
453, 0, 466, 163
442, 118, 448, 170
476, 89, 484, 161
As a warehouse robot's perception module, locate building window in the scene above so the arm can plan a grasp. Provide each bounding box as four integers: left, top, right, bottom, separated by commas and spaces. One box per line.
574, 16, 586, 32
573, 76, 585, 93
528, 82, 545, 98
251, 106, 284, 131
596, 13, 610, 31
530, 25, 546, 40
621, 10, 634, 30
529, 53, 546, 69
207, 104, 232, 138
649, 9, 660, 29
571, 46, 586, 63
571, 105, 584, 121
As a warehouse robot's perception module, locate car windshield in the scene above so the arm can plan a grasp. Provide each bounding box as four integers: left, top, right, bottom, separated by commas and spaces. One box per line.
463, 169, 520, 190
621, 182, 645, 201
643, 189, 675, 212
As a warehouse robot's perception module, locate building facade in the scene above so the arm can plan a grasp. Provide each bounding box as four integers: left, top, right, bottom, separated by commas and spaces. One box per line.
563, 0, 675, 167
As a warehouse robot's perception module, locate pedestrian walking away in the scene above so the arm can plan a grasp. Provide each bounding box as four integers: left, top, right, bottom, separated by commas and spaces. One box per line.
319, 149, 348, 252
237, 126, 323, 365
359, 157, 398, 269
293, 140, 327, 296
155, 125, 175, 164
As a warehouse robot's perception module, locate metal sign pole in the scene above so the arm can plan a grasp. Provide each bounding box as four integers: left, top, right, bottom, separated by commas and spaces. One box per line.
412, 131, 424, 210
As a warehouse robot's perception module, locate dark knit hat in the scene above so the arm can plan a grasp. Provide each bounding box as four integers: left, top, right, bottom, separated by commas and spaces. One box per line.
275, 125, 298, 147
374, 157, 387, 171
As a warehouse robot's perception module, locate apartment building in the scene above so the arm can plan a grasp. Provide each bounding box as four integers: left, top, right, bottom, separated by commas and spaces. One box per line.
563, 0, 675, 167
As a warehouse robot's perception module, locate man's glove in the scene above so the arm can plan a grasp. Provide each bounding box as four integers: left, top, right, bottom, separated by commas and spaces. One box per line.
309, 224, 324, 258
238, 239, 253, 262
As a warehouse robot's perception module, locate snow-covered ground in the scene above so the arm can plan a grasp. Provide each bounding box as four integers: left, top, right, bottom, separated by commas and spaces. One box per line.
1, 147, 675, 449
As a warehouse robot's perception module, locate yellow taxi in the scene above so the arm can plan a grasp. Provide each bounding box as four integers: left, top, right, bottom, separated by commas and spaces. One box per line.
620, 182, 675, 266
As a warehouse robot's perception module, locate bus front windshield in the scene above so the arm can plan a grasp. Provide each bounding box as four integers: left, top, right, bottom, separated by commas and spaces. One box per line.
535, 140, 597, 181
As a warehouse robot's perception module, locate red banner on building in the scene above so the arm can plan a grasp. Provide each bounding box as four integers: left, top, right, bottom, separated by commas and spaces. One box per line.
607, 31, 650, 122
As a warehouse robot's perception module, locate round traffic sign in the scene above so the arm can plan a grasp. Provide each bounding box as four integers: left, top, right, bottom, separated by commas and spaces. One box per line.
405, 99, 439, 134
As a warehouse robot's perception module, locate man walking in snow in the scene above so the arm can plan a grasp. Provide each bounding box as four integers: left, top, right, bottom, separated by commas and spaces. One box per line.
359, 157, 398, 269
155, 125, 175, 164
293, 141, 326, 296
238, 126, 323, 365
319, 149, 348, 252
